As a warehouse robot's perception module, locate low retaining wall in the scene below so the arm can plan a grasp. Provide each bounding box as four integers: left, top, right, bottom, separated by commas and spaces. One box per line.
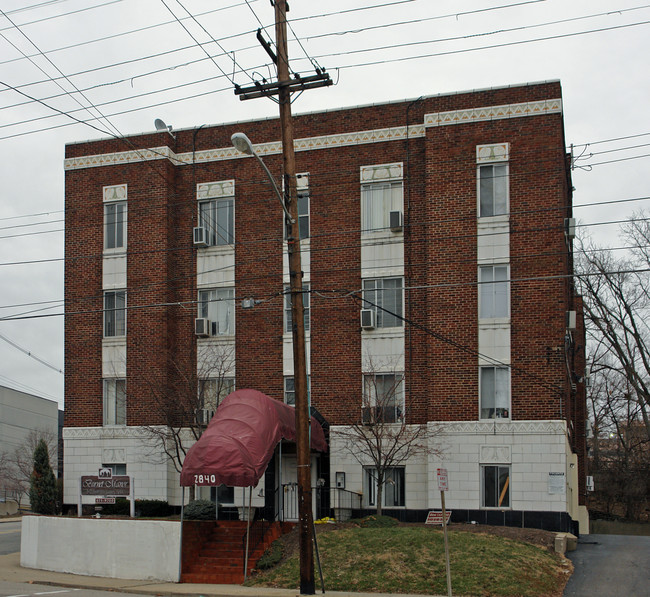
20, 515, 181, 581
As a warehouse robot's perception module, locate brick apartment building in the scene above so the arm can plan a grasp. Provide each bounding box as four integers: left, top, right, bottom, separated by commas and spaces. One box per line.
63, 80, 588, 533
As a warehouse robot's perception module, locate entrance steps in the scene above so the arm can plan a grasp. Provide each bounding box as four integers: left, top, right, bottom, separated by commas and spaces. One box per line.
181, 520, 292, 584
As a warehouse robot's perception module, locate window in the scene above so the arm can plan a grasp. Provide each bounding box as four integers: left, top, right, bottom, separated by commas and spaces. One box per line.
482, 465, 510, 508
297, 190, 309, 240
365, 467, 405, 507
480, 366, 510, 419
478, 164, 508, 217
104, 290, 126, 337
199, 377, 234, 411
362, 278, 403, 328
198, 198, 234, 246
284, 376, 311, 407
479, 265, 509, 318
363, 373, 404, 423
284, 284, 310, 333
103, 379, 126, 426
104, 202, 126, 250
361, 181, 403, 232
102, 463, 127, 475
198, 288, 234, 335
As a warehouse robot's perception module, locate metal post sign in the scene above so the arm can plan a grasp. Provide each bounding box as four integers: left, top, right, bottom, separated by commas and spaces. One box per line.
437, 467, 449, 492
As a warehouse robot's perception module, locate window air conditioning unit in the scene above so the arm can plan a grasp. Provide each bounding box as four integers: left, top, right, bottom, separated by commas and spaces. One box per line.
196, 408, 215, 426
360, 309, 375, 330
195, 318, 211, 337
389, 210, 403, 232
566, 310, 577, 331
564, 217, 576, 241
586, 475, 594, 492
193, 226, 209, 247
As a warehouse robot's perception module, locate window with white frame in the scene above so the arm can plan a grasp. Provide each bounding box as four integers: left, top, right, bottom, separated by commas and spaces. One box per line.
198, 197, 234, 246
284, 284, 310, 333
365, 467, 405, 508
198, 288, 235, 336
104, 290, 126, 337
480, 366, 510, 419
363, 373, 404, 423
102, 463, 126, 475
362, 278, 403, 328
478, 163, 508, 217
479, 265, 509, 319
103, 378, 126, 426
482, 464, 510, 508
361, 181, 403, 232
284, 375, 311, 407
199, 377, 234, 411
297, 189, 309, 240
104, 201, 126, 250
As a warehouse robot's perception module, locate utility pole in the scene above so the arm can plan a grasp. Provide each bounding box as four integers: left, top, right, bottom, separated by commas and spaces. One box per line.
275, 1, 313, 593
234, 2, 330, 594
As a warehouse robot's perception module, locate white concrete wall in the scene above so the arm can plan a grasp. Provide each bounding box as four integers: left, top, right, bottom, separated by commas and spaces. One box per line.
330, 420, 571, 514
63, 426, 172, 505
21, 516, 181, 581
430, 420, 568, 512
329, 425, 428, 510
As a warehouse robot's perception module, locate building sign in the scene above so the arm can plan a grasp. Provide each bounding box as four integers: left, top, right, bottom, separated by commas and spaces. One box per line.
95, 497, 116, 504
81, 475, 130, 496
425, 510, 452, 525
547, 471, 566, 495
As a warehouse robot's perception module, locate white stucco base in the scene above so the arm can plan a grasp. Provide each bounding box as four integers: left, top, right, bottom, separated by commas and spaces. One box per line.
20, 516, 181, 581
329, 419, 584, 521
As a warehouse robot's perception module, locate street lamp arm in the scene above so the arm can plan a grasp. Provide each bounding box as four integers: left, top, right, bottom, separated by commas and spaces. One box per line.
231, 132, 295, 224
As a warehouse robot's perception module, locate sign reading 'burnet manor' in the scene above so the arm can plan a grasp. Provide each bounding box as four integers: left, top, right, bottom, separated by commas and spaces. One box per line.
81, 475, 130, 496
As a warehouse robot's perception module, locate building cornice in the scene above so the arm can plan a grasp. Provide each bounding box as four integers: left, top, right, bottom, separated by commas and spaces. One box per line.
64, 98, 562, 171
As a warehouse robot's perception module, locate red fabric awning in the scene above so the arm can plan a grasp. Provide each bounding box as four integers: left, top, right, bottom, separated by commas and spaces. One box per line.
180, 388, 327, 487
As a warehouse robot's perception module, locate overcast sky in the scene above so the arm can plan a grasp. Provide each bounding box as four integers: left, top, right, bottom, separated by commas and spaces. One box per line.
0, 0, 648, 409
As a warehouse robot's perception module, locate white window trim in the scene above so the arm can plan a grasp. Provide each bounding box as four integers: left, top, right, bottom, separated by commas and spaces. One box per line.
362, 277, 404, 329
103, 290, 126, 338
103, 378, 126, 426
476, 144, 509, 219
479, 366, 511, 420
197, 287, 235, 337
481, 464, 511, 509
362, 372, 404, 423
364, 466, 406, 508
478, 264, 510, 321
196, 180, 235, 247
103, 201, 127, 253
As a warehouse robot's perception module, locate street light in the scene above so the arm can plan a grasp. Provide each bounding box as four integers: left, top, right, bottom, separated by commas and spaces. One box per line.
230, 133, 294, 224
231, 131, 315, 593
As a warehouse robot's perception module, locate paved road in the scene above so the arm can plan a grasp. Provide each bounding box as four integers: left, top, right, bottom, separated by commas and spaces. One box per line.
564, 534, 650, 597
0, 524, 19, 557
0, 581, 147, 597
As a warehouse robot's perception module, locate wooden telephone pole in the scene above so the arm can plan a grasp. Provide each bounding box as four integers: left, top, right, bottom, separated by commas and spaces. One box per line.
235, 2, 331, 594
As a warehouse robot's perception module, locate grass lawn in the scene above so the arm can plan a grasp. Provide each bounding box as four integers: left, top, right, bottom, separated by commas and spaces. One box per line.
245, 523, 571, 596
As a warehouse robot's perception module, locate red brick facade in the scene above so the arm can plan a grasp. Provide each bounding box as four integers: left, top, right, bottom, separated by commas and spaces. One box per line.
64, 80, 587, 516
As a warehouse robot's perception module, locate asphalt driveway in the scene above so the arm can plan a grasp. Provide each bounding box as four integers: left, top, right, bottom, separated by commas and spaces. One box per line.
563, 534, 650, 596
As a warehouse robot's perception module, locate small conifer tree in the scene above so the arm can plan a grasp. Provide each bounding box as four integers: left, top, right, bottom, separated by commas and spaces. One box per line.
29, 439, 58, 514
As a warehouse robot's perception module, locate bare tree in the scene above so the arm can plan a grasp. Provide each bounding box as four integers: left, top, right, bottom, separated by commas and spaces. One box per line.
139, 342, 235, 498
336, 360, 441, 515
578, 213, 650, 519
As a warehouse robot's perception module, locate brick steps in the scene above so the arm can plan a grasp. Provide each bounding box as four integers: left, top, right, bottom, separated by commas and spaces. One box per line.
181, 520, 292, 585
